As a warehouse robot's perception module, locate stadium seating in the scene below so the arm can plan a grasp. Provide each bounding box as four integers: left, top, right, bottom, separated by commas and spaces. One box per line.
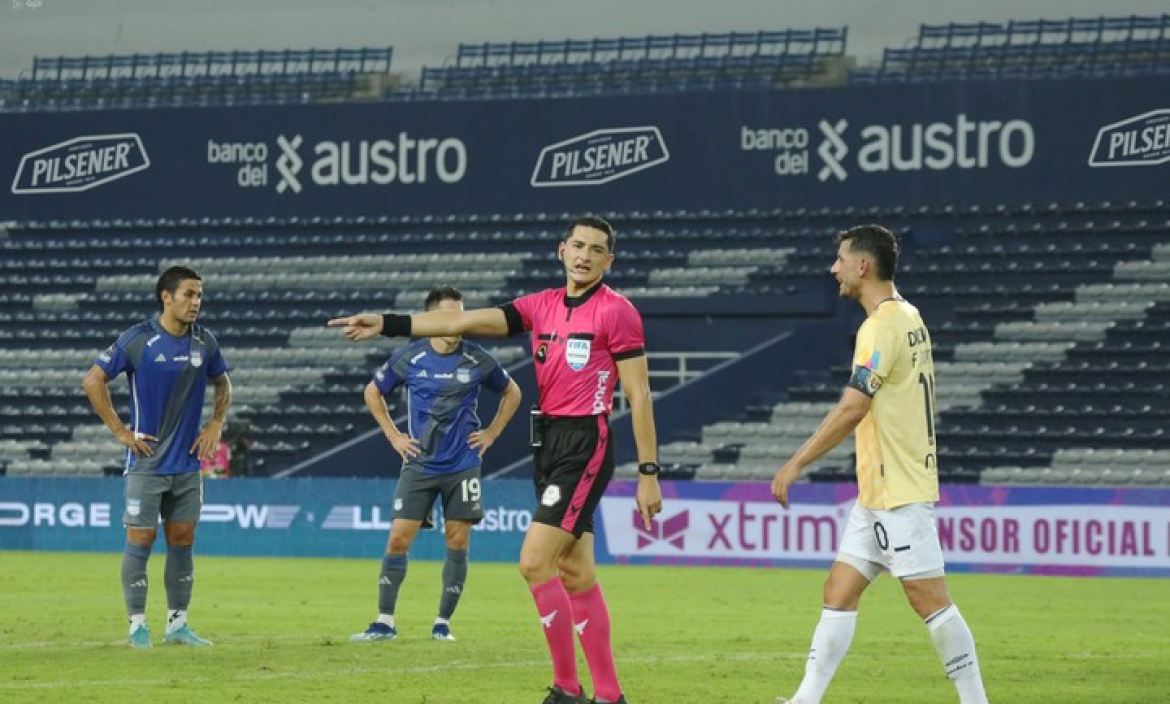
3, 199, 1168, 485
415, 28, 849, 98
5, 17, 1168, 111
0, 47, 391, 110
0, 213, 810, 476
854, 14, 1170, 83
612, 199, 1170, 486
3, 19, 1169, 487
29, 48, 392, 80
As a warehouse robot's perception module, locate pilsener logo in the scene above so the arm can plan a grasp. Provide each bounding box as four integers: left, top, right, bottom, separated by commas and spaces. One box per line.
633, 509, 689, 549
531, 126, 669, 187
1089, 109, 1170, 167
12, 133, 150, 194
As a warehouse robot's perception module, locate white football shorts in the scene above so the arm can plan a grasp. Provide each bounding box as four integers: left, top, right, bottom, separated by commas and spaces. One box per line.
836, 501, 946, 580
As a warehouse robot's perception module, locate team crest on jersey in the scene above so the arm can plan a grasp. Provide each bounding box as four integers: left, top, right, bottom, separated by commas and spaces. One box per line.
536, 343, 548, 363
190, 350, 203, 368
456, 369, 470, 383
565, 339, 591, 371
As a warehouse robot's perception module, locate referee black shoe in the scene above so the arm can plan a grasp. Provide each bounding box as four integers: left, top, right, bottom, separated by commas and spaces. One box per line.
542, 684, 587, 704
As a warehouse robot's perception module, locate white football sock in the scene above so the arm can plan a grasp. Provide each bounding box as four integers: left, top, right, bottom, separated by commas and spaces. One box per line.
128, 614, 147, 633
166, 609, 187, 633
790, 608, 858, 704
376, 614, 395, 628
927, 605, 989, 704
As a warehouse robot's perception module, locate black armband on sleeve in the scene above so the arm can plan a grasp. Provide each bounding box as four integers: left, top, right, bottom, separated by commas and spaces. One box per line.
847, 365, 883, 398
499, 303, 525, 337
613, 347, 646, 361
380, 313, 412, 338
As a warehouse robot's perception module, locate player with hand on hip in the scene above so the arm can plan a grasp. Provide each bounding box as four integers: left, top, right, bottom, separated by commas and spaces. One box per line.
82, 266, 231, 649
350, 286, 522, 643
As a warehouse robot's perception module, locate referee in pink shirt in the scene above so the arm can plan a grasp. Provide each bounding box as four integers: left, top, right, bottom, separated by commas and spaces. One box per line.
330, 216, 662, 704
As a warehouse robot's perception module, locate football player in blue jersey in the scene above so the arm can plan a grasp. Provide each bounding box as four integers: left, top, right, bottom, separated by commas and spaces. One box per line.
82, 265, 232, 649
350, 286, 522, 643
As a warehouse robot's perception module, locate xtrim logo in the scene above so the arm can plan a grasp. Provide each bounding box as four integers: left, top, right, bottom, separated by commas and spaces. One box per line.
633, 509, 690, 549
601, 497, 843, 559
12, 133, 149, 194
531, 126, 669, 187
1088, 109, 1170, 167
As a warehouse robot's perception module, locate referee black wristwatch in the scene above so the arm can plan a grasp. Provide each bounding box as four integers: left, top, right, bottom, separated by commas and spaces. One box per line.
637, 461, 662, 476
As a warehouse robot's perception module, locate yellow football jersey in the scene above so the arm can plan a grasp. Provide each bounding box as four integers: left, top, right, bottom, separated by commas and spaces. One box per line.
849, 299, 940, 509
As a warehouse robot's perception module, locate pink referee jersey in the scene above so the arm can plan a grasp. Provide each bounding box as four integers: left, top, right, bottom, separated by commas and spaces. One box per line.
511, 284, 646, 417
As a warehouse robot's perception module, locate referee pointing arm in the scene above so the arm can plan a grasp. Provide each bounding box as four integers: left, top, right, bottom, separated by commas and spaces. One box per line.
330, 217, 660, 704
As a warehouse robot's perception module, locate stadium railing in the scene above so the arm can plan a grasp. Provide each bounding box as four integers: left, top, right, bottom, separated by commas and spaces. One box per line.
857, 14, 1170, 83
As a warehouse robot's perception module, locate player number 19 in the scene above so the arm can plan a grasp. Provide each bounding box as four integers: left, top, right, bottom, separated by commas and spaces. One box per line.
460, 477, 481, 503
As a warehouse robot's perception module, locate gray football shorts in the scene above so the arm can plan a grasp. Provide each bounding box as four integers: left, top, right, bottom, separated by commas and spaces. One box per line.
393, 465, 485, 525
123, 471, 203, 527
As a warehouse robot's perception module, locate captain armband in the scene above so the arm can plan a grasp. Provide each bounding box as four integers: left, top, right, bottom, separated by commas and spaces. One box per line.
847, 365, 884, 398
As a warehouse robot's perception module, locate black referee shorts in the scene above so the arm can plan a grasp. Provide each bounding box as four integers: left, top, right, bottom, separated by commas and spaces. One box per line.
532, 415, 614, 537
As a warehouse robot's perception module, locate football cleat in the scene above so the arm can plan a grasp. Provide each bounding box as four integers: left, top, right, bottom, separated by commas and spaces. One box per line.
542, 684, 588, 704
128, 624, 152, 649
163, 625, 212, 646
431, 623, 456, 641
350, 622, 397, 641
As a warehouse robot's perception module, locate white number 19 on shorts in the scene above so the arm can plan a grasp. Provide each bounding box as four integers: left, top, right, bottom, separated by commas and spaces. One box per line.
460, 477, 481, 503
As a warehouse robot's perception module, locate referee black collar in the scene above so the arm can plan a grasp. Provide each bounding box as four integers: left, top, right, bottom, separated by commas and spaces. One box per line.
563, 281, 604, 309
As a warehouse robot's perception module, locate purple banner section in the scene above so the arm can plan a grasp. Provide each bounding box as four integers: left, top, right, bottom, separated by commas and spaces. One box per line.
595, 482, 1170, 578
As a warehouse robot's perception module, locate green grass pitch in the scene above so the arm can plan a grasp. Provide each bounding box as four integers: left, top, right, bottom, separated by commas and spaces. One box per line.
0, 551, 1166, 703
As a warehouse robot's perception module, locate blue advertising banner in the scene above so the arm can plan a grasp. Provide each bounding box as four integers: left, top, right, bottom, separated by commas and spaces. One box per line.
1, 77, 1167, 222
4, 477, 1168, 577
0, 477, 534, 561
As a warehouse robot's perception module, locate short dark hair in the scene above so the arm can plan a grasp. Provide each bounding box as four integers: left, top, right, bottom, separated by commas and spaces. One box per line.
424, 285, 463, 311
566, 216, 615, 252
838, 224, 899, 281
156, 266, 202, 312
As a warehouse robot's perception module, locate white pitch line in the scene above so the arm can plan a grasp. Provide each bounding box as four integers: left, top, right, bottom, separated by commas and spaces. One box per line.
0, 633, 319, 651
0, 651, 799, 691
